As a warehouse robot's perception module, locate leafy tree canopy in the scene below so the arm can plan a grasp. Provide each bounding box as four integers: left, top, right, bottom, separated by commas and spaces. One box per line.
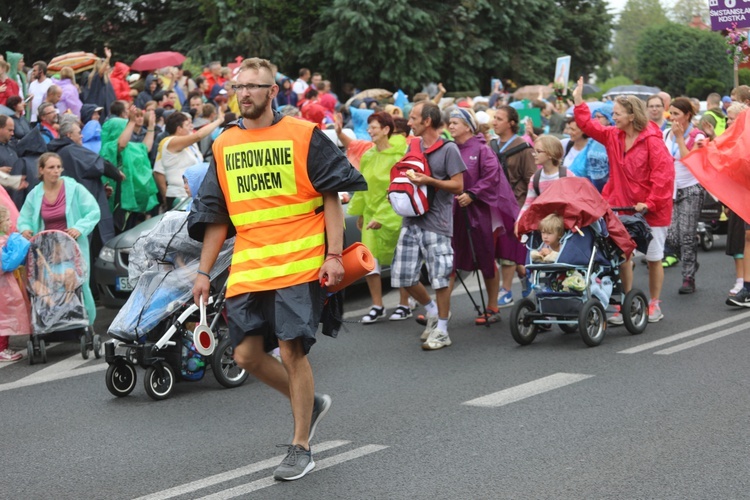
2, 0, 613, 94
636, 22, 732, 97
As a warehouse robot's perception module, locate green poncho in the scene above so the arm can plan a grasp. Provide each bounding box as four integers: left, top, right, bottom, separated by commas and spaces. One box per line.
100, 118, 158, 213
347, 134, 407, 264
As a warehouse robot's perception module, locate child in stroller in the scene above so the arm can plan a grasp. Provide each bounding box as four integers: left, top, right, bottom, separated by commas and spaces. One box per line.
105, 210, 247, 401
511, 177, 649, 347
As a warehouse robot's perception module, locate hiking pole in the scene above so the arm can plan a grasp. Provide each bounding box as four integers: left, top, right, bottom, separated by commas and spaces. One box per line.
462, 206, 488, 326
455, 270, 481, 315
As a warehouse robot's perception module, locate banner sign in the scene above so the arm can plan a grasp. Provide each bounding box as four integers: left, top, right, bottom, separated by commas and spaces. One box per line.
710, 0, 750, 31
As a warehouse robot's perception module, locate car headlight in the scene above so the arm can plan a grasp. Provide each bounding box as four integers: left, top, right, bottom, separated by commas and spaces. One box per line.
99, 246, 116, 263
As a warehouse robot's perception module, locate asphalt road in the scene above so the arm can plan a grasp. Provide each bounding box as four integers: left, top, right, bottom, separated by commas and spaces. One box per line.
3, 236, 750, 499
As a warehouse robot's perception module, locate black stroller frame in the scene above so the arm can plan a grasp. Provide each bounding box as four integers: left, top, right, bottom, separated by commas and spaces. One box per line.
510, 220, 649, 347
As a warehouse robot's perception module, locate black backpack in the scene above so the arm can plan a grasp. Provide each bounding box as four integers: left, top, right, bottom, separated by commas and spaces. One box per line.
490, 138, 531, 182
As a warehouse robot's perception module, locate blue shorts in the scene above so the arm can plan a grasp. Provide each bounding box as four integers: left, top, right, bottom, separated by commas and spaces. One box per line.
391, 225, 453, 290
225, 281, 322, 354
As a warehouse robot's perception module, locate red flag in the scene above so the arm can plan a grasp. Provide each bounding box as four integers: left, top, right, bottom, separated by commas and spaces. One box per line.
682, 109, 750, 224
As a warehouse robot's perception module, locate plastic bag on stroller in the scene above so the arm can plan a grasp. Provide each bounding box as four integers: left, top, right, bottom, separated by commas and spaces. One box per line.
25, 230, 89, 334
109, 219, 234, 343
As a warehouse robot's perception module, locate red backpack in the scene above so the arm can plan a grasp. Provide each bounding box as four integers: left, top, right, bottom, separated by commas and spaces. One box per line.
387, 138, 445, 217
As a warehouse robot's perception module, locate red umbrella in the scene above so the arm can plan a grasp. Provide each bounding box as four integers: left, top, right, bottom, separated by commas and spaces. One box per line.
516, 177, 636, 258
130, 51, 186, 72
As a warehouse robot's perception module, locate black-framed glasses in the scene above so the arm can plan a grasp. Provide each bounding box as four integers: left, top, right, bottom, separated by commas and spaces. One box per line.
231, 83, 274, 92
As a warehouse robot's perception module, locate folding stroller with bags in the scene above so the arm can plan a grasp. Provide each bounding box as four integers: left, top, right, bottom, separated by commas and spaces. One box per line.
25, 230, 101, 364
105, 213, 247, 401
512, 178, 649, 347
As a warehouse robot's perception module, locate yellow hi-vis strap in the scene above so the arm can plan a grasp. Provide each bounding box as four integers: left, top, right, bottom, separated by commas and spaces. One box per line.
232, 233, 325, 265
230, 197, 323, 227
227, 255, 324, 288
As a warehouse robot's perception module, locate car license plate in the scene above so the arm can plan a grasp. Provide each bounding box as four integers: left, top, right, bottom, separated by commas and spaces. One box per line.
115, 276, 133, 292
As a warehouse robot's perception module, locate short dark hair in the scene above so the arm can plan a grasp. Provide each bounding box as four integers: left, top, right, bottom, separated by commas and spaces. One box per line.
416, 101, 442, 129
304, 87, 318, 100
0, 115, 10, 128
6, 95, 23, 109
299, 68, 310, 77
393, 117, 411, 136
110, 100, 126, 118
367, 112, 395, 138
166, 112, 190, 135
33, 61, 48, 74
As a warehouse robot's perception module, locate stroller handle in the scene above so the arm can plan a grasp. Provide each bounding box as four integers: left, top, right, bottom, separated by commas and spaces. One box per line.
610, 206, 636, 211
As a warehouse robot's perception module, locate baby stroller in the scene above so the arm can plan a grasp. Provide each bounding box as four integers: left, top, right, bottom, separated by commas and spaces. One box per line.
105, 213, 247, 401
511, 178, 649, 347
25, 230, 101, 364
696, 194, 727, 251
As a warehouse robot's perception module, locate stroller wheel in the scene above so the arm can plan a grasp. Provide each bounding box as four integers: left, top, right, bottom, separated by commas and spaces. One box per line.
93, 335, 102, 359
144, 362, 175, 401
510, 298, 539, 346
27, 340, 35, 366
106, 361, 137, 397
80, 335, 90, 360
212, 337, 248, 388
559, 323, 578, 334
579, 300, 606, 347
39, 339, 47, 363
700, 232, 713, 251
622, 289, 648, 335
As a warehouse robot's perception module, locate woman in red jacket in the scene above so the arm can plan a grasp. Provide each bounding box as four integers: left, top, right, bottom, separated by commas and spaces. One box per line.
572, 77, 674, 323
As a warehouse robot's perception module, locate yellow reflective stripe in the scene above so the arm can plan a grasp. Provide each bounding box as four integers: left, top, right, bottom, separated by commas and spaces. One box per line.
227, 256, 323, 288
230, 197, 323, 226
232, 233, 325, 265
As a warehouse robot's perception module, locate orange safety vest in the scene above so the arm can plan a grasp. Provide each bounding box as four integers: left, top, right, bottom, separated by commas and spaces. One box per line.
214, 117, 325, 297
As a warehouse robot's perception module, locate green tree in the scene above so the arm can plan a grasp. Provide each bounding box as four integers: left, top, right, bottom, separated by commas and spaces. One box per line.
669, 0, 709, 25
637, 22, 731, 96
613, 0, 668, 80
304, 0, 443, 91
551, 0, 613, 80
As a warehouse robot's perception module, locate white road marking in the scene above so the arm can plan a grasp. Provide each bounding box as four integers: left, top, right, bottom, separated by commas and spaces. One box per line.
463, 372, 594, 408
196, 444, 389, 500
0, 352, 106, 393
133, 440, 351, 500
618, 310, 750, 354
654, 323, 749, 355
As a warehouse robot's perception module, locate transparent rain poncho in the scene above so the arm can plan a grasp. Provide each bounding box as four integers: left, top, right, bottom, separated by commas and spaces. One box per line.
109, 212, 234, 342
26, 231, 90, 334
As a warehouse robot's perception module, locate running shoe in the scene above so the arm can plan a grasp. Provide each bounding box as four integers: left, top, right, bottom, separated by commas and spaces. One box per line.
422, 328, 452, 350
273, 445, 315, 481
497, 288, 514, 308
727, 287, 750, 307
648, 299, 663, 322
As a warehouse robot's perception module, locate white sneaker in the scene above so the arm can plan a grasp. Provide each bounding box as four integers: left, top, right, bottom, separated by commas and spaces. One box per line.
420, 314, 438, 341
0, 349, 22, 362
422, 328, 452, 350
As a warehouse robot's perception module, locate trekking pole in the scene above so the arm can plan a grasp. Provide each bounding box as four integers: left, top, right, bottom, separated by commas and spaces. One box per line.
455, 270, 481, 315
462, 207, 488, 326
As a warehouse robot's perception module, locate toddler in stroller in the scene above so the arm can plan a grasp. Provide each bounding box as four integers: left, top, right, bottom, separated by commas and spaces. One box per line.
511, 177, 649, 347
25, 230, 101, 363
105, 212, 248, 400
